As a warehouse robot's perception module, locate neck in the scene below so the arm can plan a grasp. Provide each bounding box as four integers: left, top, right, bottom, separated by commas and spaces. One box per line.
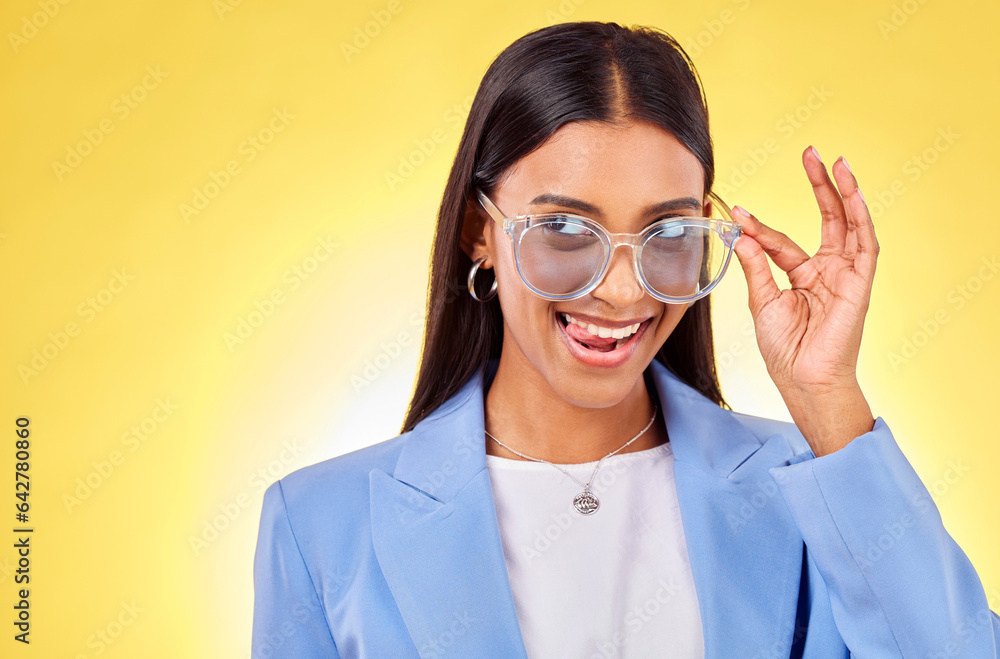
483, 358, 668, 464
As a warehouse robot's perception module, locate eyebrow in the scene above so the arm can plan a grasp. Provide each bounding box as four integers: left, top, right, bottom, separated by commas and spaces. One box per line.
528, 193, 703, 224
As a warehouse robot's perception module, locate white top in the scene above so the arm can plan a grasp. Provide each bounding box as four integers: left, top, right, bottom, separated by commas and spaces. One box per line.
485, 441, 705, 659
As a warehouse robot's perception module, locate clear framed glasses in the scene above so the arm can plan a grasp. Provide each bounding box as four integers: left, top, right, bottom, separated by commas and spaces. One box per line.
475, 189, 742, 303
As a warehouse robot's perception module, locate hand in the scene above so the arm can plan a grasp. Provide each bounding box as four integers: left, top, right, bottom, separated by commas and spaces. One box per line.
731, 146, 877, 457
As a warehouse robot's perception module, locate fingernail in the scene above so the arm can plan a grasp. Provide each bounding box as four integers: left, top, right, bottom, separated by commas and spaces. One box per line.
809, 145, 822, 163
840, 156, 852, 173
857, 188, 866, 204
732, 205, 751, 218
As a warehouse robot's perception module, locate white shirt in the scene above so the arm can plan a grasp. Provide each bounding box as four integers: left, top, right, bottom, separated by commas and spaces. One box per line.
485, 441, 705, 659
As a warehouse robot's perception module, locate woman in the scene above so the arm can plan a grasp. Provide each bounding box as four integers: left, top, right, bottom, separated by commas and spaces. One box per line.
252, 21, 999, 657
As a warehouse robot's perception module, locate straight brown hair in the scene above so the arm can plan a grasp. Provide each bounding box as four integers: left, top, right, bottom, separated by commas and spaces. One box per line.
401, 21, 728, 435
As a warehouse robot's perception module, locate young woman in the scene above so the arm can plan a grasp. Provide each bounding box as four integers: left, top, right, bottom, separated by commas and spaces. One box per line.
252, 21, 1000, 658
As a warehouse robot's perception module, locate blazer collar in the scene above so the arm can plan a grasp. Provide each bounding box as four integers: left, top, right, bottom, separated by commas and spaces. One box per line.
370, 358, 809, 657
391, 357, 769, 498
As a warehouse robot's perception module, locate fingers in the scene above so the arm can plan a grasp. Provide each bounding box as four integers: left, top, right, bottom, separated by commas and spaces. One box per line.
731, 205, 810, 274
831, 157, 859, 257
831, 158, 879, 281
733, 233, 781, 316
802, 146, 849, 252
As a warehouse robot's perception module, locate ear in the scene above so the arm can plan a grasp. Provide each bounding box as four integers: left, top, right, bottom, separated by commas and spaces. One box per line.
459, 190, 495, 268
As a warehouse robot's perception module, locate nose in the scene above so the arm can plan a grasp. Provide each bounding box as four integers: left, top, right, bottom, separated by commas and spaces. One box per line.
590, 243, 644, 307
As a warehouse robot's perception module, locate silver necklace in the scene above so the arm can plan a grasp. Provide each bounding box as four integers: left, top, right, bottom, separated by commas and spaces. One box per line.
484, 403, 660, 516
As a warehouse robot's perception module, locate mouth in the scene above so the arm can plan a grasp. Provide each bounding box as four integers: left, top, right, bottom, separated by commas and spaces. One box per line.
555, 311, 652, 367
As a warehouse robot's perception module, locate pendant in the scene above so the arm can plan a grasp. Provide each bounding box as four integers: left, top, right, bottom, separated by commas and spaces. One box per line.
573, 489, 599, 515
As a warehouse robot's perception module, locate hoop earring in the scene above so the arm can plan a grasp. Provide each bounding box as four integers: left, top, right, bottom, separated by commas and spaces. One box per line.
468, 256, 498, 302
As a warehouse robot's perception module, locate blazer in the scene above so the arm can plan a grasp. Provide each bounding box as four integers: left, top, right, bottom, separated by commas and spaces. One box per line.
252, 357, 1000, 658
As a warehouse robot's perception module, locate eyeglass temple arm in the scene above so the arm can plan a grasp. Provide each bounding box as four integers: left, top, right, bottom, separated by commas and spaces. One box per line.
475, 189, 508, 230
706, 191, 735, 223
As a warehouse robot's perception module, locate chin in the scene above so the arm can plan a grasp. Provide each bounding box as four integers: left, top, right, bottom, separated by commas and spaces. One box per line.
545, 363, 649, 409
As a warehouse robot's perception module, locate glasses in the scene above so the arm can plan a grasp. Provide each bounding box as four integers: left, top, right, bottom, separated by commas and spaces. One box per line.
475, 189, 742, 303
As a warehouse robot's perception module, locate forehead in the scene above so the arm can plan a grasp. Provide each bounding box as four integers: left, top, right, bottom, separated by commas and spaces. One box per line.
496, 120, 706, 212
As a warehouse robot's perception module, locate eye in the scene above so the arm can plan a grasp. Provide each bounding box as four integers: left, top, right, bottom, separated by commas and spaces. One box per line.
652, 218, 688, 238
542, 217, 594, 236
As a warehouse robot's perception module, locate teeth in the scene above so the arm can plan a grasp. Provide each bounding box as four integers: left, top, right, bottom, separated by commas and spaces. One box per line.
562, 313, 641, 339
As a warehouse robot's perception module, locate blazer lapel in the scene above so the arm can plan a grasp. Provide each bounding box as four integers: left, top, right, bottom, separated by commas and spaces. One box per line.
651, 360, 811, 656
369, 363, 529, 658
370, 358, 811, 658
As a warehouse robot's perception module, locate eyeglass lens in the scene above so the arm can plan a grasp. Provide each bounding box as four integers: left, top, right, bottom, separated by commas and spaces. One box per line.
515, 219, 733, 300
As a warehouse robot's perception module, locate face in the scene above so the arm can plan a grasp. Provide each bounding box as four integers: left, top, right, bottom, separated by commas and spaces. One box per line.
464, 119, 708, 409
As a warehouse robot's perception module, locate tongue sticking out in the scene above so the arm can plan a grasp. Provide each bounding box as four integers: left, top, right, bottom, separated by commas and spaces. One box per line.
564, 319, 621, 352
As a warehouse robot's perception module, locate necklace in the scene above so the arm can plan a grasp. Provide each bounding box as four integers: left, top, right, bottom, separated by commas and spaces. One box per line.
484, 403, 660, 516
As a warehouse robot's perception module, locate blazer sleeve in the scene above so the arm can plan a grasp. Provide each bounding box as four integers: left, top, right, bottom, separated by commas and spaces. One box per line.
768, 417, 1000, 657
252, 479, 341, 658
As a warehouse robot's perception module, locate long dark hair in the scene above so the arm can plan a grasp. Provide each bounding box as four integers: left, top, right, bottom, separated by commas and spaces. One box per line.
401, 21, 728, 434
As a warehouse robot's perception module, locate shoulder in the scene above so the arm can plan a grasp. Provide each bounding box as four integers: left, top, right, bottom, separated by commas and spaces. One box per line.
273, 431, 408, 510
258, 431, 410, 552
254, 432, 415, 604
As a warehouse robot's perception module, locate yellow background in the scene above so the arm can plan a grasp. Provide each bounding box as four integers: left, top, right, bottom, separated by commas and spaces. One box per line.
2, 0, 998, 655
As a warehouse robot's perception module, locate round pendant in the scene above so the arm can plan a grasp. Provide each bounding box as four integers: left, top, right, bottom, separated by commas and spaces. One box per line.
573, 491, 600, 515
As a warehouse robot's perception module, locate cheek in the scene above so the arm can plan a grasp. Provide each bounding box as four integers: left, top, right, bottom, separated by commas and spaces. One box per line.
489, 232, 513, 282
493, 240, 536, 309
654, 305, 688, 343
496, 273, 547, 329
492, 253, 553, 339
491, 244, 518, 302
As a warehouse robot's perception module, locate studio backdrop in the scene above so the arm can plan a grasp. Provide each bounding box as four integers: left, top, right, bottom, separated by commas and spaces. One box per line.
1, 0, 998, 656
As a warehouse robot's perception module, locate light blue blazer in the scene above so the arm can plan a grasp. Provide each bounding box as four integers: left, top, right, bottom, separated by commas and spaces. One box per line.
252, 358, 1000, 657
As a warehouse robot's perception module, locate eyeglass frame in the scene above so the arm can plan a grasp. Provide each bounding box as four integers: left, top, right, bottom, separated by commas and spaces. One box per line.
474, 188, 743, 304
